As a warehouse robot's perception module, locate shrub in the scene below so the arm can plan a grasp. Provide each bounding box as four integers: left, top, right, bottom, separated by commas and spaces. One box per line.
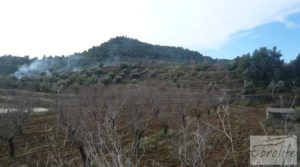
120, 63, 128, 69
113, 75, 123, 84
101, 74, 113, 85
70, 83, 80, 94
130, 68, 140, 79
39, 82, 52, 93
149, 70, 158, 78
120, 69, 128, 76
195, 64, 211, 71
93, 69, 103, 76
86, 75, 98, 85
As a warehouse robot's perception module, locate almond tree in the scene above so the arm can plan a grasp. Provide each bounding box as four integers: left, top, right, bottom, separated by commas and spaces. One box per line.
0, 102, 32, 158
56, 85, 129, 167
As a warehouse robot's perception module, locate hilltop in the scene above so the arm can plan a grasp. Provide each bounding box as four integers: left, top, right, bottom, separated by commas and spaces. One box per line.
80, 36, 213, 65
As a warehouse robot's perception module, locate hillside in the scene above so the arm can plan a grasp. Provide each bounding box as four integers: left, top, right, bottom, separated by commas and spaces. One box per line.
0, 43, 299, 96
0, 55, 33, 76
2, 37, 214, 78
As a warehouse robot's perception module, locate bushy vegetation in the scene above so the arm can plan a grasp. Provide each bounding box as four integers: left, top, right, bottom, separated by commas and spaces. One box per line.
229, 47, 300, 94
0, 55, 33, 75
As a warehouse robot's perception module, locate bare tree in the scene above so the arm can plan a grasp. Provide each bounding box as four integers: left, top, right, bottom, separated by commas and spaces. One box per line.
0, 100, 32, 158
55, 85, 131, 167
176, 103, 190, 167
177, 123, 211, 167
82, 110, 133, 167
45, 127, 79, 167
130, 106, 146, 156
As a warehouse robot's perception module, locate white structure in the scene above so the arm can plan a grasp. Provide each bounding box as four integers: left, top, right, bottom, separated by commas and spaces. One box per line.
266, 108, 296, 120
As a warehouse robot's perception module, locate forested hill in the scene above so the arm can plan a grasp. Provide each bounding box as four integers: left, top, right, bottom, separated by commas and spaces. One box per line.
0, 37, 213, 77
80, 36, 213, 65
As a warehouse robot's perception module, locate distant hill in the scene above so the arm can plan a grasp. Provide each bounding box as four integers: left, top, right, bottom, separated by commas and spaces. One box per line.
79, 36, 213, 65
3, 37, 215, 78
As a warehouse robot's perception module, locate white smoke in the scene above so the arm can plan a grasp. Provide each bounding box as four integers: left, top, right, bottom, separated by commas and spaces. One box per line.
13, 54, 120, 79
14, 59, 53, 79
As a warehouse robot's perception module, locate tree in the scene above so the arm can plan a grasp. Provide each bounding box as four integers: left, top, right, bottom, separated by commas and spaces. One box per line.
275, 80, 286, 94
56, 86, 131, 166
290, 54, 300, 81
242, 80, 256, 95
0, 103, 32, 158
268, 80, 276, 97
0, 55, 32, 75
0, 75, 18, 89
232, 47, 285, 86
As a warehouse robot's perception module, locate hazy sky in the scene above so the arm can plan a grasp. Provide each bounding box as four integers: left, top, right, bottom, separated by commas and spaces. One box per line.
1, 0, 300, 61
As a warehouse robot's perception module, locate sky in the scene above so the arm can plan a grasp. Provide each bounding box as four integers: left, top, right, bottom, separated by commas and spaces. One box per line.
0, 0, 300, 62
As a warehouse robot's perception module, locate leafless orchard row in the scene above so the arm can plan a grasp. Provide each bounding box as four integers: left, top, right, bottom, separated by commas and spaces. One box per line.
1, 85, 247, 166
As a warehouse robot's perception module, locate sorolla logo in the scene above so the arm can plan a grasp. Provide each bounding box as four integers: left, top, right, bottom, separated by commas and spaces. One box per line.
250, 135, 297, 165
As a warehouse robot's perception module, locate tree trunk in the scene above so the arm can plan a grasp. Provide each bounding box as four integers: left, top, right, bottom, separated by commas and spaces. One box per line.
78, 146, 88, 167
8, 138, 15, 158
162, 124, 169, 135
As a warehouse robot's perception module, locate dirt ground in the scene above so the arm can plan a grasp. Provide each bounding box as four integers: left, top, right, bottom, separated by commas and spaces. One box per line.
0, 104, 271, 167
